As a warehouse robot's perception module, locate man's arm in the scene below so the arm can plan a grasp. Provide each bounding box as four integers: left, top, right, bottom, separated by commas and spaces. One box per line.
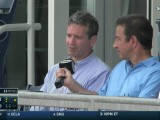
56, 68, 98, 95
139, 72, 160, 98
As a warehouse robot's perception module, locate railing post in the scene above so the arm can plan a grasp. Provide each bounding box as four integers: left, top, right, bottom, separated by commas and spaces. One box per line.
27, 0, 35, 85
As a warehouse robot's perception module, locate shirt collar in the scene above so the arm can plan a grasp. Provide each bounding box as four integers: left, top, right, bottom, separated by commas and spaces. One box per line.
142, 56, 159, 66
75, 51, 95, 66
126, 56, 159, 67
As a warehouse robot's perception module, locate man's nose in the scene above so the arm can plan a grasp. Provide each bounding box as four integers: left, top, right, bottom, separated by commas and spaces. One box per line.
113, 41, 117, 48
69, 37, 76, 44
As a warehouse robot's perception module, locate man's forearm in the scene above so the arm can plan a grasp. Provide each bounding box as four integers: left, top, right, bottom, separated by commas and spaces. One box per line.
68, 80, 98, 95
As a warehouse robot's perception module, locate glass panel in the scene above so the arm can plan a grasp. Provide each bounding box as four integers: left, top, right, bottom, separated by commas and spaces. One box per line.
6, 0, 48, 89
35, 0, 48, 86
128, 0, 147, 16
69, 0, 85, 15
6, 0, 27, 89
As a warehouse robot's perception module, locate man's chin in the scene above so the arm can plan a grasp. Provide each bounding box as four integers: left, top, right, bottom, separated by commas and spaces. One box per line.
119, 54, 123, 59
68, 52, 75, 57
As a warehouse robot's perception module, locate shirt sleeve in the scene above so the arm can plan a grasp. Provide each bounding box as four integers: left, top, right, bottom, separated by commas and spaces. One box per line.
139, 71, 160, 98
86, 70, 110, 93
98, 74, 110, 96
40, 64, 59, 93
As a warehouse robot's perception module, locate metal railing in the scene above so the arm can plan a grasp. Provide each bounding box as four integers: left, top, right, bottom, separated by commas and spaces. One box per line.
14, 91, 160, 111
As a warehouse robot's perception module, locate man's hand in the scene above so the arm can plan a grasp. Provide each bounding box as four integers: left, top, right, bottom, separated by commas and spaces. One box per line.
56, 68, 74, 88
56, 68, 97, 95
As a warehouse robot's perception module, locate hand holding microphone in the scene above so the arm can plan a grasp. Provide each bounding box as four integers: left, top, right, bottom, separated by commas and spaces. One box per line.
54, 59, 75, 89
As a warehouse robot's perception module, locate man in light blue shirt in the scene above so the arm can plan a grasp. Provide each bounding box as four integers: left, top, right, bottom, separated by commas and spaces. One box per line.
40, 11, 110, 94
41, 52, 110, 94
99, 57, 160, 98
56, 14, 160, 98
30, 11, 110, 111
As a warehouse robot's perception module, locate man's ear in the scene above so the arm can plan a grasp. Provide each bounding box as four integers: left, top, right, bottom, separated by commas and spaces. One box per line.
90, 35, 97, 47
130, 35, 138, 48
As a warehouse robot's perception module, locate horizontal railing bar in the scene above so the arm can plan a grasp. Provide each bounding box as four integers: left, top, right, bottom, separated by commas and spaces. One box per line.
0, 23, 41, 34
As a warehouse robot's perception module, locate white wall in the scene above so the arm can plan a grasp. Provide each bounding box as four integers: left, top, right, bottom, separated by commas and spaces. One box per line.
48, 0, 69, 69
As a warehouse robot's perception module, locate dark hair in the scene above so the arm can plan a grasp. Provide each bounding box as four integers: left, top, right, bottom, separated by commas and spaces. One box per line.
68, 11, 99, 39
116, 14, 153, 50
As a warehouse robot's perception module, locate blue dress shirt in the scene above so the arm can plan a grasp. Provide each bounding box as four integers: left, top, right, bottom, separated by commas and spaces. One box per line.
30, 52, 111, 111
41, 52, 110, 94
98, 56, 160, 98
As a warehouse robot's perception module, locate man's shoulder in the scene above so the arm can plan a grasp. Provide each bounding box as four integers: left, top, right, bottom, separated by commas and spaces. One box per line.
93, 56, 111, 70
114, 60, 126, 67
146, 57, 160, 71
47, 63, 59, 75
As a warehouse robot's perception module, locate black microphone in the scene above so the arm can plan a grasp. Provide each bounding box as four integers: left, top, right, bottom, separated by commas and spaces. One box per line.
54, 58, 75, 89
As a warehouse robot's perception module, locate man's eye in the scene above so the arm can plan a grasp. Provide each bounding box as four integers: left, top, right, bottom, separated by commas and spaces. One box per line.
67, 34, 71, 38
75, 36, 80, 39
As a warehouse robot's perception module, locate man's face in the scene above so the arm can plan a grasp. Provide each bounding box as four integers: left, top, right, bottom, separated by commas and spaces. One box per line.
113, 25, 132, 60
66, 24, 95, 61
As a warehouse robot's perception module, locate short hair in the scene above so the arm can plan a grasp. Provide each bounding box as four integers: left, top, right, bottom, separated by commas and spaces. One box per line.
68, 11, 99, 39
116, 14, 153, 50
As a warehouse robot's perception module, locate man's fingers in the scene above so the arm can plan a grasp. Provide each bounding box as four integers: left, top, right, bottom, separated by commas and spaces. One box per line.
56, 68, 66, 77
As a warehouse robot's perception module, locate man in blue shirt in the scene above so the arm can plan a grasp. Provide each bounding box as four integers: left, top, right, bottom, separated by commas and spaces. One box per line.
40, 11, 110, 95
30, 11, 111, 111
56, 14, 160, 98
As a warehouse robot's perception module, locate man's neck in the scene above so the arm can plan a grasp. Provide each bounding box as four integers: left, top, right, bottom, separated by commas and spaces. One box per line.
130, 50, 151, 67
71, 50, 93, 62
